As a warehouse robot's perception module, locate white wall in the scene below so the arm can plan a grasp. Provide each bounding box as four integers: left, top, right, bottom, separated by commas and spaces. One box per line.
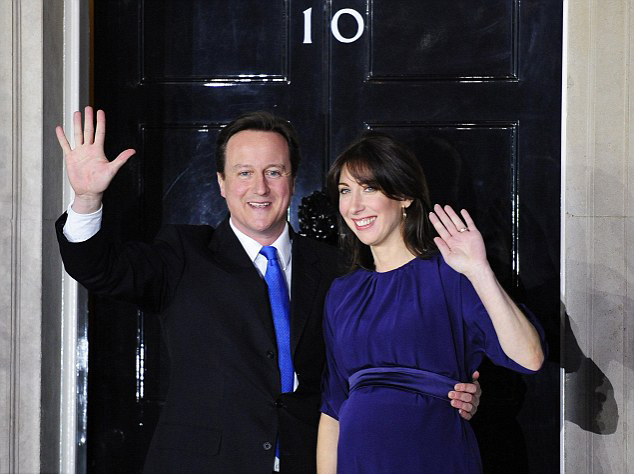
0, 1, 46, 472
562, 0, 634, 472
0, 1, 66, 472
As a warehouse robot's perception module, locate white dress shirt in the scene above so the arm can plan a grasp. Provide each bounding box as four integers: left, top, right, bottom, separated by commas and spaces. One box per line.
228, 219, 293, 299
63, 203, 103, 242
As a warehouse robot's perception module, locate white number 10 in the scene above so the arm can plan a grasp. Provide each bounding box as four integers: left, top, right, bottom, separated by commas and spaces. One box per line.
303, 7, 365, 44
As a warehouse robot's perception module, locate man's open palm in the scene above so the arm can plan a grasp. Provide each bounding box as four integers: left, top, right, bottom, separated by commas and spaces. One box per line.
56, 106, 135, 212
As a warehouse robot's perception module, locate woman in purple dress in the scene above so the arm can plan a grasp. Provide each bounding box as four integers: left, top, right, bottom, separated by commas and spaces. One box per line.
316, 133, 545, 474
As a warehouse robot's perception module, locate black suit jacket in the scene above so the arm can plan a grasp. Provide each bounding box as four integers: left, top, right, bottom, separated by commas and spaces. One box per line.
56, 215, 340, 473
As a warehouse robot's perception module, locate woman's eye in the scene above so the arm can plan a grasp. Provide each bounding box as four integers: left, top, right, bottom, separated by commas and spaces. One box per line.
364, 186, 376, 192
339, 188, 350, 194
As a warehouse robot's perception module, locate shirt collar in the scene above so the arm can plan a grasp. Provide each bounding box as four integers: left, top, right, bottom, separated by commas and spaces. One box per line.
229, 218, 292, 271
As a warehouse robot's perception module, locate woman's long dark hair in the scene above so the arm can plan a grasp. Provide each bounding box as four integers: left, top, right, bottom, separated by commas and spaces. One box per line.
327, 132, 437, 270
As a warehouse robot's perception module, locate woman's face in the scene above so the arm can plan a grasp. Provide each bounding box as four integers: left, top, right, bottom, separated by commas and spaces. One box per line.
337, 165, 411, 249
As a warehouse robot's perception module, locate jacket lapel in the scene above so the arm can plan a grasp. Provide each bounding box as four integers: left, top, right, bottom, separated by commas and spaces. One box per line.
210, 220, 321, 359
290, 234, 321, 358
209, 218, 276, 347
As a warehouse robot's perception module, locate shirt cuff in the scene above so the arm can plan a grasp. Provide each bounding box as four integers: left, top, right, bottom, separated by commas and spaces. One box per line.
62, 202, 103, 243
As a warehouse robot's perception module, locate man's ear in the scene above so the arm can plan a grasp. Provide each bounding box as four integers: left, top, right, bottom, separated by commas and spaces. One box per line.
217, 172, 226, 198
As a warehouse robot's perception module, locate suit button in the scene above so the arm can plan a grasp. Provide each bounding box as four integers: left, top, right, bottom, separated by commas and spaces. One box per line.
266, 350, 275, 359
274, 399, 285, 408
263, 442, 272, 450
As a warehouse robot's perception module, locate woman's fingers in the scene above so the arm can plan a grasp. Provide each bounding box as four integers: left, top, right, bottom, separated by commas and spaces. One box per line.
429, 212, 451, 241
444, 205, 468, 232
460, 209, 477, 231
433, 236, 450, 254
431, 205, 477, 246
433, 204, 459, 234
433, 237, 456, 267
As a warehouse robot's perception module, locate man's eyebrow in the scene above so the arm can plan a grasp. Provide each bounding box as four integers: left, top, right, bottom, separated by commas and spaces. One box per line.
230, 163, 288, 170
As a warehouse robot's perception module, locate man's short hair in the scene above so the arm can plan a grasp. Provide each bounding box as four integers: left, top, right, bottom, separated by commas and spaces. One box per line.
216, 111, 301, 177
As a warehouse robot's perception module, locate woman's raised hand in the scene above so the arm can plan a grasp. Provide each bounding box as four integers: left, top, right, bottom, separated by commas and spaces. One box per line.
428, 204, 489, 278
55, 106, 135, 213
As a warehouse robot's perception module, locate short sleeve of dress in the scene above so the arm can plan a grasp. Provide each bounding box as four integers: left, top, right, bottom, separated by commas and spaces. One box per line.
441, 260, 547, 374
320, 281, 349, 421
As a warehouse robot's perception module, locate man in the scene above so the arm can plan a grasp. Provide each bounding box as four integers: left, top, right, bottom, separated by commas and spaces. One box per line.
55, 107, 480, 473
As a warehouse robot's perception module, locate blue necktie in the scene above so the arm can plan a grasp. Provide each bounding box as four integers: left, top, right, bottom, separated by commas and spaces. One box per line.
259, 246, 294, 394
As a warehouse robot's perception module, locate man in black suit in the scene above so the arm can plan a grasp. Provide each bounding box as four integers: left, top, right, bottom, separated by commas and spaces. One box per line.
55, 108, 480, 473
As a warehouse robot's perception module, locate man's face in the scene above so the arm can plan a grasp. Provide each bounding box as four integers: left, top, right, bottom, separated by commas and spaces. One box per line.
217, 130, 294, 245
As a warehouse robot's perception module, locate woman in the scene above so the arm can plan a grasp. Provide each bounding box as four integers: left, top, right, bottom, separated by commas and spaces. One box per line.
317, 133, 545, 474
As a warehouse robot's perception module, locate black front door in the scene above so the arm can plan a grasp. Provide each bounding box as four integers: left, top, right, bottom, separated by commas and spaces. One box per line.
91, 1, 561, 472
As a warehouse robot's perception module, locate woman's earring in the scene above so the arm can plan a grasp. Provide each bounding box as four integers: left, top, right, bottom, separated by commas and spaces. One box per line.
402, 206, 407, 219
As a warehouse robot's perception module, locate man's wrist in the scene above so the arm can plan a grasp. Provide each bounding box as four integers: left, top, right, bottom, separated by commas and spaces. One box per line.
71, 193, 103, 214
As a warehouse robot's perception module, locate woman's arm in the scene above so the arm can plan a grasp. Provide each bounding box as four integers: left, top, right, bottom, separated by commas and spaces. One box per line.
429, 205, 544, 371
467, 262, 543, 370
317, 413, 339, 474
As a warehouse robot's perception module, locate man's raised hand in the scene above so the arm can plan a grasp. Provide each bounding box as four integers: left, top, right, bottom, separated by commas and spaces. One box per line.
448, 371, 482, 421
56, 106, 135, 213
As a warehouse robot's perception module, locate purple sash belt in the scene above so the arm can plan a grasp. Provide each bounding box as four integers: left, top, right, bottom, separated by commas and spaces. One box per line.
348, 367, 459, 404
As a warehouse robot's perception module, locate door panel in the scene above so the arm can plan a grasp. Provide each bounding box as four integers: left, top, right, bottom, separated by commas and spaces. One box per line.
140, 125, 225, 238
142, 2, 289, 82
92, 1, 561, 472
369, 0, 517, 80
370, 122, 519, 286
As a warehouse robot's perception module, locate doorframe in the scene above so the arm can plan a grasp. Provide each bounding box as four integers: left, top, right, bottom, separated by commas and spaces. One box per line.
59, 2, 570, 472
60, 1, 90, 473
559, 2, 568, 473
